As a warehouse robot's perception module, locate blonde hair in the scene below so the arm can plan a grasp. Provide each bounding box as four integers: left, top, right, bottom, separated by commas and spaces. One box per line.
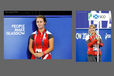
89, 24, 95, 29
88, 24, 95, 34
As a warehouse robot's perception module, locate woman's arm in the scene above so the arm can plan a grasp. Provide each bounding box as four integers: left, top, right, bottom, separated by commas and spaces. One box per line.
29, 38, 35, 56
44, 38, 54, 54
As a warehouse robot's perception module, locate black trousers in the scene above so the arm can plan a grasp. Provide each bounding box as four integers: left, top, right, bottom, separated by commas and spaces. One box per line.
88, 55, 101, 62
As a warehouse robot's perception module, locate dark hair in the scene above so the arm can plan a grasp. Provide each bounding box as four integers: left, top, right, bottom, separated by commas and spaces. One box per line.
36, 15, 47, 23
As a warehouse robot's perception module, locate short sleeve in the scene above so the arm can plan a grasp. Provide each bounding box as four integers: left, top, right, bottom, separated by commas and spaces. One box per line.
30, 34, 34, 40
48, 34, 54, 39
46, 30, 54, 40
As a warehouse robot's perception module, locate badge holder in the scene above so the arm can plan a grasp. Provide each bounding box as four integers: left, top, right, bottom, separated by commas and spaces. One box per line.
93, 45, 98, 51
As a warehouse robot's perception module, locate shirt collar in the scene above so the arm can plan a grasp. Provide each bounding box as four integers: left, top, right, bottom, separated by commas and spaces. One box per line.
37, 28, 46, 34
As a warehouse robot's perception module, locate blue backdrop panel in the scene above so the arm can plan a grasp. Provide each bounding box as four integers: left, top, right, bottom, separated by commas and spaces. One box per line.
4, 15, 72, 59
76, 11, 111, 62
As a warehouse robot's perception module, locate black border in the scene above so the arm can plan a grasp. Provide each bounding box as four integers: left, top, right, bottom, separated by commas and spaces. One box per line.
4, 11, 72, 15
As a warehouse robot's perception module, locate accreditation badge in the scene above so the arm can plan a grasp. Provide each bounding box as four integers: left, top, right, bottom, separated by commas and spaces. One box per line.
35, 48, 42, 53
93, 45, 98, 51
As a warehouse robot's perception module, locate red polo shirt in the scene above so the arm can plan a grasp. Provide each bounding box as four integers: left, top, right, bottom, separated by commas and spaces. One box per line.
30, 29, 53, 59
85, 34, 103, 56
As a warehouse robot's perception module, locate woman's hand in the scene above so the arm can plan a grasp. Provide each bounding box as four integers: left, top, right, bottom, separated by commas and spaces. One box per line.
33, 52, 43, 58
33, 53, 38, 57
97, 41, 100, 45
96, 38, 100, 45
37, 52, 44, 58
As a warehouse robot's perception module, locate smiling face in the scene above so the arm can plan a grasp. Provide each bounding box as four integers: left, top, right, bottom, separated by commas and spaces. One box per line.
36, 18, 46, 29
89, 25, 96, 36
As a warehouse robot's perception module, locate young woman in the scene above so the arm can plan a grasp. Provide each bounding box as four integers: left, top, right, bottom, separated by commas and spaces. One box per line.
29, 15, 54, 59
85, 24, 103, 62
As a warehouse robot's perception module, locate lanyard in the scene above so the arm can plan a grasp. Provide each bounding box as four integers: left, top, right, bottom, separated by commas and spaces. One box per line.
90, 35, 96, 41
34, 30, 47, 48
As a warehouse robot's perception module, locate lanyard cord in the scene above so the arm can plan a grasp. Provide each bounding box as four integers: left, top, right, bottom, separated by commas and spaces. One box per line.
34, 30, 47, 48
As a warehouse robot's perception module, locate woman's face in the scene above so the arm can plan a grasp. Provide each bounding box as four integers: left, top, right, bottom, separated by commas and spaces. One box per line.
89, 27, 95, 36
36, 18, 46, 29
